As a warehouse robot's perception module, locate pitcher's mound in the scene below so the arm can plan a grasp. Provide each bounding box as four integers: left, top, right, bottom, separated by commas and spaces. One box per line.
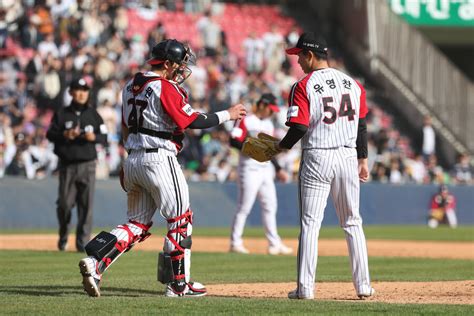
208, 281, 474, 305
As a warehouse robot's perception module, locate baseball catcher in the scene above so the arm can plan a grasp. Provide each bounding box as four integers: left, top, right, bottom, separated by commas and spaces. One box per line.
78, 38, 246, 298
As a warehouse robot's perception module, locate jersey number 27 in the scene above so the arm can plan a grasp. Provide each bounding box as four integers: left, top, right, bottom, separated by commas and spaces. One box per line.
127, 98, 148, 130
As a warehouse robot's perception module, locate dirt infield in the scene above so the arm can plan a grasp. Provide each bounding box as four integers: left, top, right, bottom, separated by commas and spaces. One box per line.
1, 234, 473, 259
2, 234, 473, 304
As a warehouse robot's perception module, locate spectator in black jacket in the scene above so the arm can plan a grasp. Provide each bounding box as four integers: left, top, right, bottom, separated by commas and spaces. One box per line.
46, 78, 108, 252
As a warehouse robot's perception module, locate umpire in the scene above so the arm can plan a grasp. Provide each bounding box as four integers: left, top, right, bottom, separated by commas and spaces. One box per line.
46, 78, 108, 252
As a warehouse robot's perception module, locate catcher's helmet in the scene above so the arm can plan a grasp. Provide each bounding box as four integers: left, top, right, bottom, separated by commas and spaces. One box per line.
147, 39, 196, 84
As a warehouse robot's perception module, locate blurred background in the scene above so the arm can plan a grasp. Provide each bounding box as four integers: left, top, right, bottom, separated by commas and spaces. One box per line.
0, 0, 473, 228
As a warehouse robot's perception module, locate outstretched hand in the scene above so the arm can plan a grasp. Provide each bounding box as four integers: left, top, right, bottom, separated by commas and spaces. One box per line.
228, 104, 247, 120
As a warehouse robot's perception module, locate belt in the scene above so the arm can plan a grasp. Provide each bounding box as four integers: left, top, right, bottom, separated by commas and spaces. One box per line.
145, 148, 159, 153
129, 127, 173, 139
305, 145, 353, 150
127, 148, 159, 154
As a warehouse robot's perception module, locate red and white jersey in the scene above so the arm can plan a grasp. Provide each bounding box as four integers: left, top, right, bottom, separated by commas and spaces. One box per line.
231, 114, 275, 168
122, 71, 199, 153
286, 68, 368, 149
431, 193, 456, 213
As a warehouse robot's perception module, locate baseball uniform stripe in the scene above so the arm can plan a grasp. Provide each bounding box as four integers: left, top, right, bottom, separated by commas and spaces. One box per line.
168, 156, 182, 244
296, 156, 304, 293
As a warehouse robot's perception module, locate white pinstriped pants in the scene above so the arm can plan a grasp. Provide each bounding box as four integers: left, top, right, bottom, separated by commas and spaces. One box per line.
123, 149, 190, 253
230, 163, 282, 248
297, 147, 371, 297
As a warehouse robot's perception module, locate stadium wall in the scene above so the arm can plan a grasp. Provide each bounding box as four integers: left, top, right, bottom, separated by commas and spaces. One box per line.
0, 178, 473, 229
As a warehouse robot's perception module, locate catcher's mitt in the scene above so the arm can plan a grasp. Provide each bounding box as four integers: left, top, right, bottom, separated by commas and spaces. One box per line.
242, 133, 281, 162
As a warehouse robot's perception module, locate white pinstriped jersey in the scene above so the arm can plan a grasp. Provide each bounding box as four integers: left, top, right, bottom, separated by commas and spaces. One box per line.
230, 114, 282, 250
286, 68, 368, 149
122, 71, 198, 153
231, 114, 275, 168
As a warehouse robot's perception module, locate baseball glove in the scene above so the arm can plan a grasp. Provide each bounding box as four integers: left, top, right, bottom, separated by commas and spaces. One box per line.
242, 133, 281, 162
430, 208, 445, 221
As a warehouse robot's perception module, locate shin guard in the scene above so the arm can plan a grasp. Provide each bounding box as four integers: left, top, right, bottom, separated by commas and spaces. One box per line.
85, 221, 152, 274
158, 252, 173, 284
165, 210, 193, 290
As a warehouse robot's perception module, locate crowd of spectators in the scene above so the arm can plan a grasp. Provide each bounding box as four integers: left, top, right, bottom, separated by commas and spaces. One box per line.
0, 0, 472, 185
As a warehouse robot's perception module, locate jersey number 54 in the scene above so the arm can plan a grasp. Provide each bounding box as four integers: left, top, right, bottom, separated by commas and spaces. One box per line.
322, 94, 355, 124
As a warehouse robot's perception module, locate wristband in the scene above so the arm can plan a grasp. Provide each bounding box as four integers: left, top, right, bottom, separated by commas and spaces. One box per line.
216, 110, 231, 124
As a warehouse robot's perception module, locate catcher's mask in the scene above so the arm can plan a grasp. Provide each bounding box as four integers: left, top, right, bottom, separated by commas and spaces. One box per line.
147, 39, 196, 84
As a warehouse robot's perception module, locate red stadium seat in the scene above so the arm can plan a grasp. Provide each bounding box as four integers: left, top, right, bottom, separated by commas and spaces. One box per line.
125, 4, 304, 76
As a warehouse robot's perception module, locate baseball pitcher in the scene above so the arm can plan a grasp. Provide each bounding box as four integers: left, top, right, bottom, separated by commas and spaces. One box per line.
245, 32, 375, 300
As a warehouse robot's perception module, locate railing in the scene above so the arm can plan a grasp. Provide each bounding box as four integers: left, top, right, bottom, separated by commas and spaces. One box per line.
366, 0, 474, 155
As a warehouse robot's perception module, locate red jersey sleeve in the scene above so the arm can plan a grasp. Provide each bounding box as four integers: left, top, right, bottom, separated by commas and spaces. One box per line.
230, 118, 248, 143
430, 195, 440, 209
286, 76, 311, 127
356, 80, 368, 119
160, 81, 199, 129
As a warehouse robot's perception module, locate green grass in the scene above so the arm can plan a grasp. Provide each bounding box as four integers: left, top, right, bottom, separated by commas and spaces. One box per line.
2, 225, 473, 242
1, 294, 472, 316
191, 225, 474, 241
3, 251, 472, 284
1, 295, 472, 316
0, 250, 472, 315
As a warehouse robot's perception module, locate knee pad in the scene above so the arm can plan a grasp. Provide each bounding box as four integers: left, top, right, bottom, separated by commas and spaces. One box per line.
85, 231, 119, 273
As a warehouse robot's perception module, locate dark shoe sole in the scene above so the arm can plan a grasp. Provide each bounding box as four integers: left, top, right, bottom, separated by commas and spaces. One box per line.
165, 291, 207, 298
58, 242, 67, 251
